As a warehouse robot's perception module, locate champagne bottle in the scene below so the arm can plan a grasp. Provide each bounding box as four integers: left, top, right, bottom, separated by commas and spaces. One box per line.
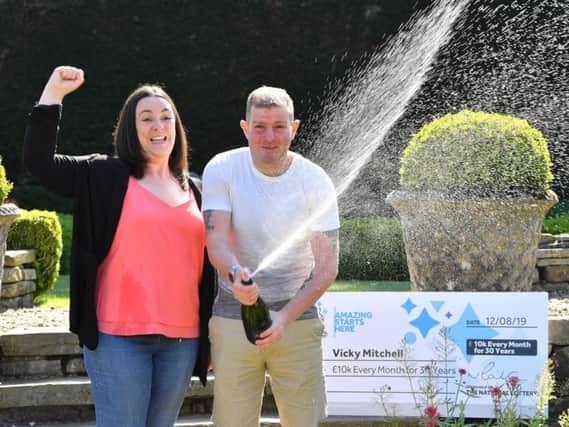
240, 279, 273, 345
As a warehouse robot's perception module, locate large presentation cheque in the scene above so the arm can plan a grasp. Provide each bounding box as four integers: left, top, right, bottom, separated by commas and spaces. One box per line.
317, 292, 548, 418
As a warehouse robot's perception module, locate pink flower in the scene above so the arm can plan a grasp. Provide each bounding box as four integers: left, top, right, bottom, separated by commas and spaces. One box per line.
425, 419, 440, 427
458, 368, 467, 375
491, 387, 502, 399
424, 406, 440, 418
422, 406, 440, 427
508, 376, 520, 387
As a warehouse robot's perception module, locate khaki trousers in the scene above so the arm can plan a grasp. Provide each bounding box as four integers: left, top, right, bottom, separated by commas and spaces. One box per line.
209, 316, 327, 427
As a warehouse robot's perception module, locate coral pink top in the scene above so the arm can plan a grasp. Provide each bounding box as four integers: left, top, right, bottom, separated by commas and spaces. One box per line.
95, 177, 205, 338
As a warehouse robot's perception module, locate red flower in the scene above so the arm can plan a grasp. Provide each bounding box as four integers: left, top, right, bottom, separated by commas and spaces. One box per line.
425, 418, 440, 427
508, 376, 520, 387
424, 406, 440, 417
422, 406, 440, 427
458, 368, 467, 375
491, 387, 502, 399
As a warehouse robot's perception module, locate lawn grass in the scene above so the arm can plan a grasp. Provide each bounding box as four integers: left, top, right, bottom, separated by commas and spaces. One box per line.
34, 275, 412, 308
34, 274, 70, 308
543, 213, 569, 235
329, 280, 411, 292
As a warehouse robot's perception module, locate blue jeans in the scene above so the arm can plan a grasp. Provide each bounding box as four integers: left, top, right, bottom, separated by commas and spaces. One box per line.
83, 333, 198, 427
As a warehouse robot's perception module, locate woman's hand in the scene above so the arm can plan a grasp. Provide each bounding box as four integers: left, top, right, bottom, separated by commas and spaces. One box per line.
38, 66, 85, 105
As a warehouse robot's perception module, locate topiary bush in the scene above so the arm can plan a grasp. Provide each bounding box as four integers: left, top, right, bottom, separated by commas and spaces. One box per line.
0, 155, 13, 204
339, 217, 409, 281
7, 209, 63, 296
400, 110, 553, 197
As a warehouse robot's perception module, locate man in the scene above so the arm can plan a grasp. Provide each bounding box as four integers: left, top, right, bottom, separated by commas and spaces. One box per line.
202, 86, 339, 427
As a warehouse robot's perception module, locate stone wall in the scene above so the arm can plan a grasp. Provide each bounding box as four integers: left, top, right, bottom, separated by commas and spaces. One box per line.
536, 233, 569, 288
0, 328, 85, 379
0, 249, 36, 311
0, 329, 230, 425
534, 234, 569, 416
548, 317, 569, 418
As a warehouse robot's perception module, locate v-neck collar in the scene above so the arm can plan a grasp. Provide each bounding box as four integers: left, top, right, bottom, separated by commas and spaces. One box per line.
131, 177, 191, 208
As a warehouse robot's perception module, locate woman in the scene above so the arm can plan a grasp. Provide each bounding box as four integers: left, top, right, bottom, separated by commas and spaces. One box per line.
23, 66, 215, 427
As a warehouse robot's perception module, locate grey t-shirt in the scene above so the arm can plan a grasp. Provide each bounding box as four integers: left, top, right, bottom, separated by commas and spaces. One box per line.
212, 287, 318, 320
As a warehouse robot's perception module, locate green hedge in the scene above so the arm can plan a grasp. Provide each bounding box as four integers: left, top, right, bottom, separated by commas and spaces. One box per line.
10, 185, 73, 213
546, 199, 569, 218
339, 217, 409, 281
7, 209, 63, 296
57, 213, 73, 275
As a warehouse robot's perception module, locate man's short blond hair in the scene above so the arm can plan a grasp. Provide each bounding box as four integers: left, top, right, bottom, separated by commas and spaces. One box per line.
245, 86, 294, 122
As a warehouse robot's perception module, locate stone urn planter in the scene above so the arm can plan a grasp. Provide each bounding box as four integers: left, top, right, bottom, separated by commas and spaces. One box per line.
387, 111, 556, 291
387, 191, 556, 291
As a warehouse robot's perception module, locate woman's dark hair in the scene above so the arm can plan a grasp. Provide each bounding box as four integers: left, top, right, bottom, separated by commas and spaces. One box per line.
113, 85, 189, 190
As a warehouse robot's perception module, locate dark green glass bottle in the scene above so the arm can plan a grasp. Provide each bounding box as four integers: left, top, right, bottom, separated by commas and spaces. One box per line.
240, 279, 273, 345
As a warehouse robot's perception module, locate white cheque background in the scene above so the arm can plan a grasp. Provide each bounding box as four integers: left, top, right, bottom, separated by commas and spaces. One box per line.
317, 292, 548, 418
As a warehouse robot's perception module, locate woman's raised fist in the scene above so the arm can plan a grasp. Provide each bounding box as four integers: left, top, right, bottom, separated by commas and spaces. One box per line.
38, 66, 85, 105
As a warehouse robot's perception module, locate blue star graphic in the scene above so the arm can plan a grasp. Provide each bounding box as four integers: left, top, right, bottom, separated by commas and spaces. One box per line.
410, 308, 440, 338
401, 298, 417, 314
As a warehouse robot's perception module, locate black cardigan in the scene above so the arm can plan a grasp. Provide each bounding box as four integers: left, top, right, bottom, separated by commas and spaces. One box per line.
23, 104, 216, 385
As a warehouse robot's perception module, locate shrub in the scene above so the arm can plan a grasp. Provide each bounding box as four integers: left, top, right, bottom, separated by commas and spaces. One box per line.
400, 111, 553, 197
0, 155, 13, 204
547, 199, 569, 219
339, 217, 409, 281
7, 209, 63, 296
57, 213, 73, 275
543, 214, 569, 235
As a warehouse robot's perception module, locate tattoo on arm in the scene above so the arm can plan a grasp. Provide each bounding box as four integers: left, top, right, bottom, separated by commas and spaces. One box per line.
301, 271, 314, 288
203, 210, 215, 231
